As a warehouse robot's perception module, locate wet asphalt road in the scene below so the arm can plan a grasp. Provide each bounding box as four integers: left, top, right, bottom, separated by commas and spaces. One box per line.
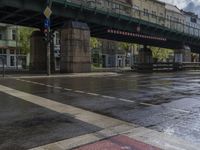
1, 71, 200, 148
0, 92, 101, 150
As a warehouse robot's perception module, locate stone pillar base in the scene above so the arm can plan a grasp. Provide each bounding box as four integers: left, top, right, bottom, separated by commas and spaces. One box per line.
60, 62, 91, 73
60, 21, 91, 73
30, 31, 47, 72
137, 46, 153, 72
174, 45, 191, 63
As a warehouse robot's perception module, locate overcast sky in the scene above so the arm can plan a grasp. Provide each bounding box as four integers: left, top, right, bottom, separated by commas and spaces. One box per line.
160, 0, 200, 15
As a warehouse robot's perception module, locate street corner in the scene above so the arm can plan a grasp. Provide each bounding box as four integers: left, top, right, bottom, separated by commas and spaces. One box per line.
75, 135, 161, 150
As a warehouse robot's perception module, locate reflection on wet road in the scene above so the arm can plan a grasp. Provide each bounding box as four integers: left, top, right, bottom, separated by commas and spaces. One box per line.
1, 71, 200, 146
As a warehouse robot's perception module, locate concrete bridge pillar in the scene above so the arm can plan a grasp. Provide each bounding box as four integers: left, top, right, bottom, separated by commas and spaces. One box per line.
60, 21, 91, 73
174, 45, 191, 63
137, 46, 153, 71
30, 31, 47, 72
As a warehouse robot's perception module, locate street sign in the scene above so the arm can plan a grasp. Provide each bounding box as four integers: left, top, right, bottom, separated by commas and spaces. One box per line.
44, 19, 50, 28
43, 6, 52, 19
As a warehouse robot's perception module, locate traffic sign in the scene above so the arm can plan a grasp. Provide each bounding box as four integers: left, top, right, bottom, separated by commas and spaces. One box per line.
44, 19, 50, 28
43, 6, 52, 19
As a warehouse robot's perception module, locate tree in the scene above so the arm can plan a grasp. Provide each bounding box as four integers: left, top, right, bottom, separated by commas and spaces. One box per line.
151, 46, 173, 62
90, 38, 102, 49
18, 27, 35, 54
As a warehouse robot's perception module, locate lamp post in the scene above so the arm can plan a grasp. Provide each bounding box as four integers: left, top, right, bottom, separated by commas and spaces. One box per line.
44, 0, 52, 76
0, 56, 5, 77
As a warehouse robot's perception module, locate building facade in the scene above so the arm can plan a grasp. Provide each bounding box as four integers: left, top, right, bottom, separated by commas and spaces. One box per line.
86, 0, 132, 16
101, 40, 127, 68
131, 0, 165, 26
0, 23, 27, 69
165, 4, 185, 32
182, 11, 200, 37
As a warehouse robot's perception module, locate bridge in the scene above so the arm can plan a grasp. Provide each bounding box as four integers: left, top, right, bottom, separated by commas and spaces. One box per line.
1, 0, 200, 73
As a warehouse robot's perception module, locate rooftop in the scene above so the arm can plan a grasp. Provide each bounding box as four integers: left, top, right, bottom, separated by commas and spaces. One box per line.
165, 3, 182, 14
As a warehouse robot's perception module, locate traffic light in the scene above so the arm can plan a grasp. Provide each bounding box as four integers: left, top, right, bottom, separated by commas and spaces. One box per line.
43, 28, 49, 42
43, 28, 55, 43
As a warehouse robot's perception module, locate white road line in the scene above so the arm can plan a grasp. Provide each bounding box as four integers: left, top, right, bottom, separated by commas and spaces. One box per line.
64, 88, 73, 91
36, 83, 46, 86
46, 85, 53, 88
74, 90, 85, 94
54, 86, 63, 89
101, 95, 116, 99
118, 98, 135, 103
171, 108, 190, 114
140, 102, 155, 107
0, 84, 198, 150
87, 93, 100, 96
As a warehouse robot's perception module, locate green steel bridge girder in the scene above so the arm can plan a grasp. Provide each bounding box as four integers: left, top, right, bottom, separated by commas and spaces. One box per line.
1, 0, 200, 52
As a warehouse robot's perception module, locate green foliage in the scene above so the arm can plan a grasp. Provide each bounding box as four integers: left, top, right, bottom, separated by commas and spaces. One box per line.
18, 27, 34, 54
151, 46, 173, 62
90, 38, 102, 49
119, 42, 131, 51
119, 42, 137, 52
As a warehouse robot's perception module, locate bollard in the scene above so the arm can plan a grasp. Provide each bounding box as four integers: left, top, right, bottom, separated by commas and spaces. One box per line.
2, 58, 5, 77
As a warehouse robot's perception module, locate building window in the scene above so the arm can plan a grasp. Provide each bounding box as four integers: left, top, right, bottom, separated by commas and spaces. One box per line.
12, 29, 16, 40
10, 56, 15, 66
0, 49, 6, 54
10, 49, 15, 54
191, 17, 197, 23
143, 9, 149, 16
0, 55, 7, 66
152, 11, 156, 18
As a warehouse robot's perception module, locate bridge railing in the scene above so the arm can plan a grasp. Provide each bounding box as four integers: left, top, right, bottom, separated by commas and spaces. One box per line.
57, 0, 200, 38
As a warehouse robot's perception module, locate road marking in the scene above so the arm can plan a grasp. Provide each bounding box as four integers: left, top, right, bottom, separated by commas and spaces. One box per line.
118, 98, 135, 103
0, 84, 198, 150
46, 85, 53, 88
54, 86, 63, 89
87, 92, 100, 96
101, 95, 116, 99
171, 108, 190, 114
64, 88, 73, 91
74, 90, 85, 94
16, 79, 191, 114
36, 83, 45, 86
140, 102, 155, 107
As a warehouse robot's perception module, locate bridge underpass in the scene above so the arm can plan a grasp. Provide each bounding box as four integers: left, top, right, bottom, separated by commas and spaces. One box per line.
1, 0, 200, 73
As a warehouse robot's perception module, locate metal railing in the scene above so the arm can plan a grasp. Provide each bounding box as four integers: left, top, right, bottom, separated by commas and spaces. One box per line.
54, 0, 200, 38
132, 62, 200, 71
0, 56, 5, 77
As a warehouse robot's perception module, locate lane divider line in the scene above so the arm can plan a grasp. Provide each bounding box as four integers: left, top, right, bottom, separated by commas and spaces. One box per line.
16, 79, 190, 114
87, 93, 100, 96
74, 90, 86, 94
